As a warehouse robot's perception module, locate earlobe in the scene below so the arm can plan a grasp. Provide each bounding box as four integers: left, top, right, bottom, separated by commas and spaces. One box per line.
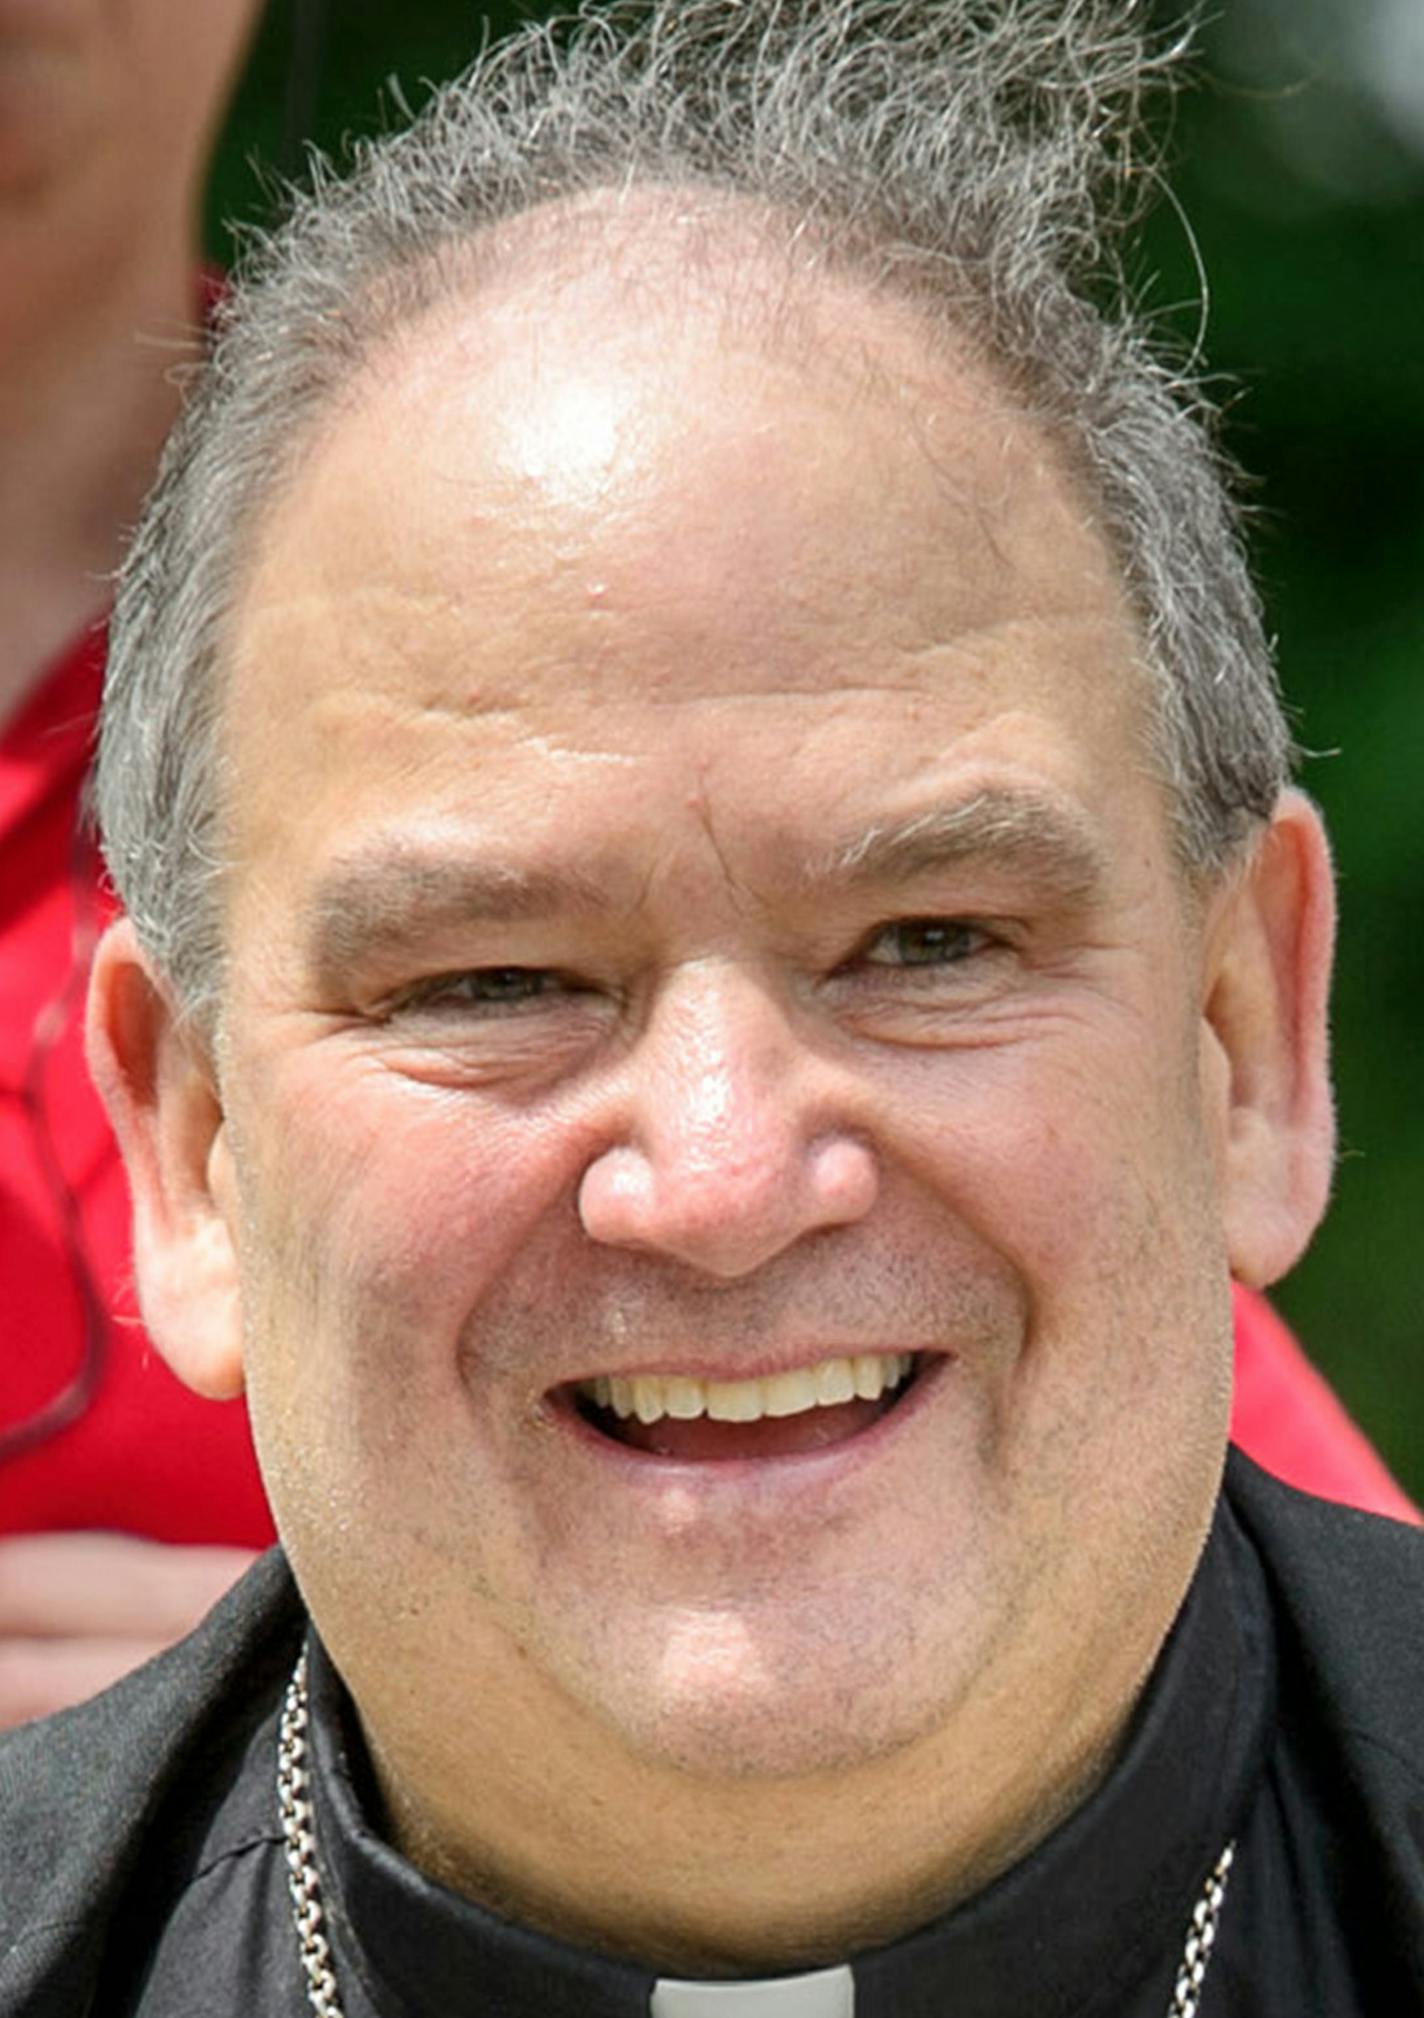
86, 918, 246, 1400
1202, 790, 1336, 1289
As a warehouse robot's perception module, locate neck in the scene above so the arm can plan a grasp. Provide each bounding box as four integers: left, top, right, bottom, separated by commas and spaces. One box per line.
355, 1615, 1162, 1977
0, 177, 201, 726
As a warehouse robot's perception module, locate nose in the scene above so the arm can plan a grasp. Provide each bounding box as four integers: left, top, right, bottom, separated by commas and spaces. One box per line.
577, 964, 879, 1278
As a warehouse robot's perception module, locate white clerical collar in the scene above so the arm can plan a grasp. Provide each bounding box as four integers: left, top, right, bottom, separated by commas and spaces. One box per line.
651, 1964, 854, 2017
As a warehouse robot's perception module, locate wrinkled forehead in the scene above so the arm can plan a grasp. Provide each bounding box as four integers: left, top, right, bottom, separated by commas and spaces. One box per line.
214, 193, 1153, 924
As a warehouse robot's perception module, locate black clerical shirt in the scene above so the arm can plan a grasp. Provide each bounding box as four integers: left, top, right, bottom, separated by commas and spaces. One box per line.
2, 1453, 1423, 2016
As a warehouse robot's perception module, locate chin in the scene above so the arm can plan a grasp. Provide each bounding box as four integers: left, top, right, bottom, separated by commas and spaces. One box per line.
570, 1600, 970, 1784
617, 1693, 929, 1785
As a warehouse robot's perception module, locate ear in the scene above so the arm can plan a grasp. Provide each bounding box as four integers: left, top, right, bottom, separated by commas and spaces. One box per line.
85, 918, 245, 1399
1199, 789, 1336, 1289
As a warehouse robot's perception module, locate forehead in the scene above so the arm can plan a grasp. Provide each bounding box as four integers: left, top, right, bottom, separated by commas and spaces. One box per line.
223, 217, 1151, 888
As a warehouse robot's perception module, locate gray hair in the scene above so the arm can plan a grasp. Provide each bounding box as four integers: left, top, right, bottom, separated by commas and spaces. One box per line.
97, 0, 1292, 1029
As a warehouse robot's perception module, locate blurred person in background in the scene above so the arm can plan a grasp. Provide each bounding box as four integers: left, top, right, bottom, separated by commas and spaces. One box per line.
0, 0, 1412, 1737
0, 0, 273, 1725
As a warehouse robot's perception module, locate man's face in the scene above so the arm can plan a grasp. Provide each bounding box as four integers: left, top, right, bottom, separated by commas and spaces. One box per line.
205, 252, 1236, 1793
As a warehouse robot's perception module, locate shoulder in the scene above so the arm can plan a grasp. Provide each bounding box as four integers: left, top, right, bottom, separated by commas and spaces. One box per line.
1227, 1448, 1424, 1874
0, 1548, 302, 2013
1228, 1445, 1424, 1715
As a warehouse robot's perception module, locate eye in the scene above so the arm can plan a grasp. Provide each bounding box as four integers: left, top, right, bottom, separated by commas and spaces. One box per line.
857, 918, 987, 968
389, 966, 567, 1015
455, 968, 556, 1003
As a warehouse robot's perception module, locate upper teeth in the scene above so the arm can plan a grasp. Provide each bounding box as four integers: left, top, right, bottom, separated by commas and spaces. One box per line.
577, 1353, 915, 1427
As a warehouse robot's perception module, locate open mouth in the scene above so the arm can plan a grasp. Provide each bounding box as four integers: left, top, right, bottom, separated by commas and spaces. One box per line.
564, 1351, 922, 1460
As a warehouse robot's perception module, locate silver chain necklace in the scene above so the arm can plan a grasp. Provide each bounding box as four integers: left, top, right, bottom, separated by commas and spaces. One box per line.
278, 1650, 1236, 2018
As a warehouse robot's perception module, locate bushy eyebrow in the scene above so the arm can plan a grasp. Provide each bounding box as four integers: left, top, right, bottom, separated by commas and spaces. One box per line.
307, 849, 614, 982
808, 789, 1109, 907
306, 787, 1108, 982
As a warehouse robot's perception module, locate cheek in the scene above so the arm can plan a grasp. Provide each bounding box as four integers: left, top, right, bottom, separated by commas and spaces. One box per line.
893, 1026, 1209, 1279
236, 1051, 575, 1315
224, 1051, 590, 1513
888, 1022, 1229, 1457
225, 1058, 572, 1583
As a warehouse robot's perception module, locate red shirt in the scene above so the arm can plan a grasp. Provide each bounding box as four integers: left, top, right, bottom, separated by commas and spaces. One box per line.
0, 633, 1413, 1542
0, 627, 273, 1544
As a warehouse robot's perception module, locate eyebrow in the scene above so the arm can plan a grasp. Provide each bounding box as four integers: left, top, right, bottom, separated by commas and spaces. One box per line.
307, 787, 1109, 981
809, 789, 1110, 907
307, 847, 615, 982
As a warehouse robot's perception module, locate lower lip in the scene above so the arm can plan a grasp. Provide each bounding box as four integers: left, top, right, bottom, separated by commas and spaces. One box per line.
546, 1355, 950, 1488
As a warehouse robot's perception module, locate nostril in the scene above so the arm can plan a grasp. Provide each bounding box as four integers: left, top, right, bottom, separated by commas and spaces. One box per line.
577, 1144, 656, 1246
806, 1134, 879, 1223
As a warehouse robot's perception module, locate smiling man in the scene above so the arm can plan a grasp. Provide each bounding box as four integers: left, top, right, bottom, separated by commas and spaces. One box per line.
2, 3, 1423, 2015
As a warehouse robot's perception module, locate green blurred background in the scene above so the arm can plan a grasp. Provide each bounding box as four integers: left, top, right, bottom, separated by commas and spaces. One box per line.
206, 2, 1424, 1494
